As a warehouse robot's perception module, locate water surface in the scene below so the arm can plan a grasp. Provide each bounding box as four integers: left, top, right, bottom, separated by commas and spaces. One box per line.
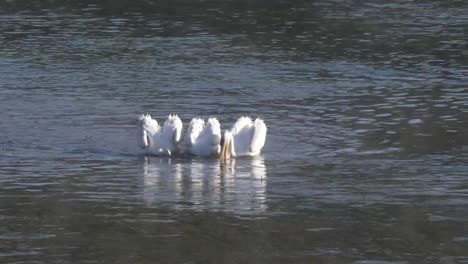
1, 0, 468, 263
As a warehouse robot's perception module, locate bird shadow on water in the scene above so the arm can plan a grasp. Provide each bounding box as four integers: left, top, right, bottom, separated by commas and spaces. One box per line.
140, 155, 268, 215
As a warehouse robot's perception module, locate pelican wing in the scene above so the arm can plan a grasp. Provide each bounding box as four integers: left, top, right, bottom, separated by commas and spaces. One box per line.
163, 114, 183, 144
187, 117, 221, 156
138, 114, 160, 135
231, 117, 253, 135
249, 118, 267, 155
137, 114, 162, 154
205, 117, 222, 154
187, 118, 205, 147
206, 117, 221, 146
231, 117, 254, 156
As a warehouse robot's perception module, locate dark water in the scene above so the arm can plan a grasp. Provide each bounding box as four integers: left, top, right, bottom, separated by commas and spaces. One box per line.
1, 0, 468, 263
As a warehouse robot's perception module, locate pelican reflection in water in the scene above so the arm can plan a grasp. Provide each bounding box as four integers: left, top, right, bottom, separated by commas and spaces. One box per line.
142, 158, 184, 205
142, 156, 267, 213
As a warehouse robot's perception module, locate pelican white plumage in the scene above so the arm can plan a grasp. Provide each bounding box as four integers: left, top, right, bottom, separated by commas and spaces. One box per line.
186, 117, 222, 157
220, 117, 267, 160
137, 114, 183, 156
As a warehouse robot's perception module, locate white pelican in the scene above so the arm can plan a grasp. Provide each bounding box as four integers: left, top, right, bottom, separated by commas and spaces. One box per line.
220, 117, 267, 160
186, 117, 222, 157
137, 114, 183, 156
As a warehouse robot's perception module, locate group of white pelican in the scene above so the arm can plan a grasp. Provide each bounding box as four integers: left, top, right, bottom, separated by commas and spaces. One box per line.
137, 114, 267, 160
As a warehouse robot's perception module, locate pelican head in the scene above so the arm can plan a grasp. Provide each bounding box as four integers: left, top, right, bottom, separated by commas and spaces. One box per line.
220, 130, 234, 160
137, 114, 152, 149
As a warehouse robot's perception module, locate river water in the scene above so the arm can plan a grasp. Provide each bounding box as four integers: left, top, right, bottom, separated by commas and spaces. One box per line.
1, 0, 468, 263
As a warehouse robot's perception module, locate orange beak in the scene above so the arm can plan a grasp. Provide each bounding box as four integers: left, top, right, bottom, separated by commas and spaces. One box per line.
220, 137, 231, 160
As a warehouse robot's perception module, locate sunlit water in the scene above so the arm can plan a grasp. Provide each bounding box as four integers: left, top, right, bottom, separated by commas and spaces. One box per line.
1, 0, 468, 263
